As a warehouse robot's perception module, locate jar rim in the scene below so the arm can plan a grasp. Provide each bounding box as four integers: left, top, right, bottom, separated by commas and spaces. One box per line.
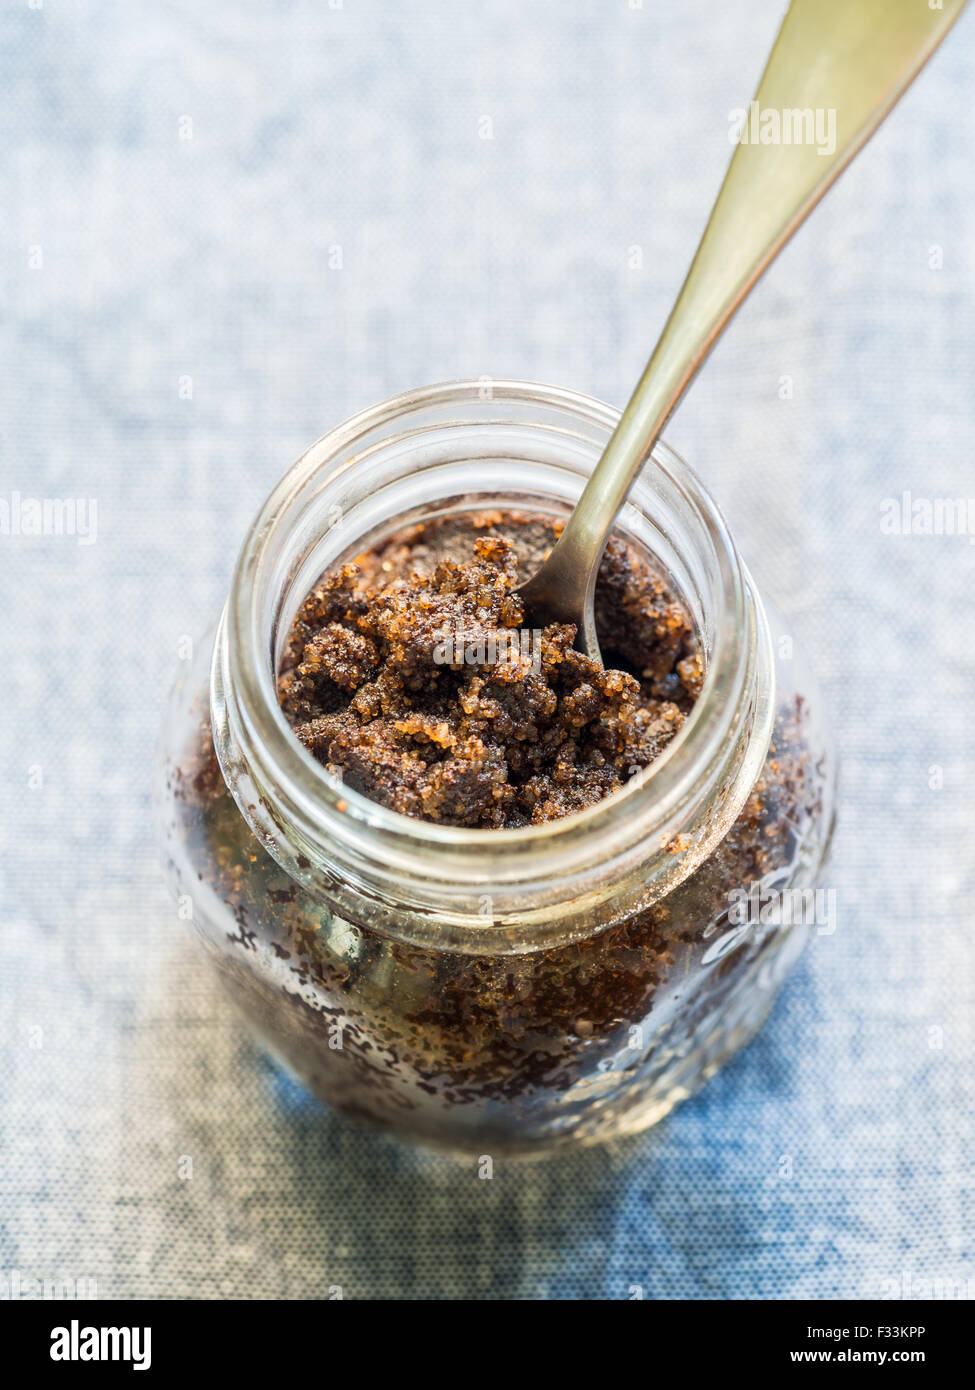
221, 378, 761, 902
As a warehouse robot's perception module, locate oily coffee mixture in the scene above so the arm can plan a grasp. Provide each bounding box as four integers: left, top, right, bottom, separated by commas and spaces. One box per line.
278, 512, 704, 826
165, 509, 827, 1149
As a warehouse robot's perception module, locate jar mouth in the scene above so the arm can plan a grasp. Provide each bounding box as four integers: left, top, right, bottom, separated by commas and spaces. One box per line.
218, 379, 766, 923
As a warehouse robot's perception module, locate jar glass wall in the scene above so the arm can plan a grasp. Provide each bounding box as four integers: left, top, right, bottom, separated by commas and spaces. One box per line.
155, 381, 835, 1155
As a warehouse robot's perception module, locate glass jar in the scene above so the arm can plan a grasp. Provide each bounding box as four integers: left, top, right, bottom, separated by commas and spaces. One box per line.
156, 380, 835, 1156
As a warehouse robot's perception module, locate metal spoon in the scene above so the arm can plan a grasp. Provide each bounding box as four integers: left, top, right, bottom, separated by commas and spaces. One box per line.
518, 0, 968, 660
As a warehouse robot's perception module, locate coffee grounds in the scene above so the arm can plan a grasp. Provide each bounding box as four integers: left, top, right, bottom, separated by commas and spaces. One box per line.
279, 513, 704, 827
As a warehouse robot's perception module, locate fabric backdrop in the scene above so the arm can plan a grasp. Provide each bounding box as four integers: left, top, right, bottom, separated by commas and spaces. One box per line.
1, 0, 973, 1301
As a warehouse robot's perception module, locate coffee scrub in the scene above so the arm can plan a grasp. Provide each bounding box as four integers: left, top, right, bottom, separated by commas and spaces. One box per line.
156, 382, 835, 1155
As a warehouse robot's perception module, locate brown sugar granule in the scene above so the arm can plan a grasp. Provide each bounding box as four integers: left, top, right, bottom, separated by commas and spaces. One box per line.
278, 514, 701, 828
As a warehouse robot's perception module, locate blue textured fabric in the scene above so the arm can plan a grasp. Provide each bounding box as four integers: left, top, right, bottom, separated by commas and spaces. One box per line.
1, 0, 973, 1300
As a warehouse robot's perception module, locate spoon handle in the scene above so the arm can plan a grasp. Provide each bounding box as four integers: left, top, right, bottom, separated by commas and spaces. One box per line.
527, 0, 967, 614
